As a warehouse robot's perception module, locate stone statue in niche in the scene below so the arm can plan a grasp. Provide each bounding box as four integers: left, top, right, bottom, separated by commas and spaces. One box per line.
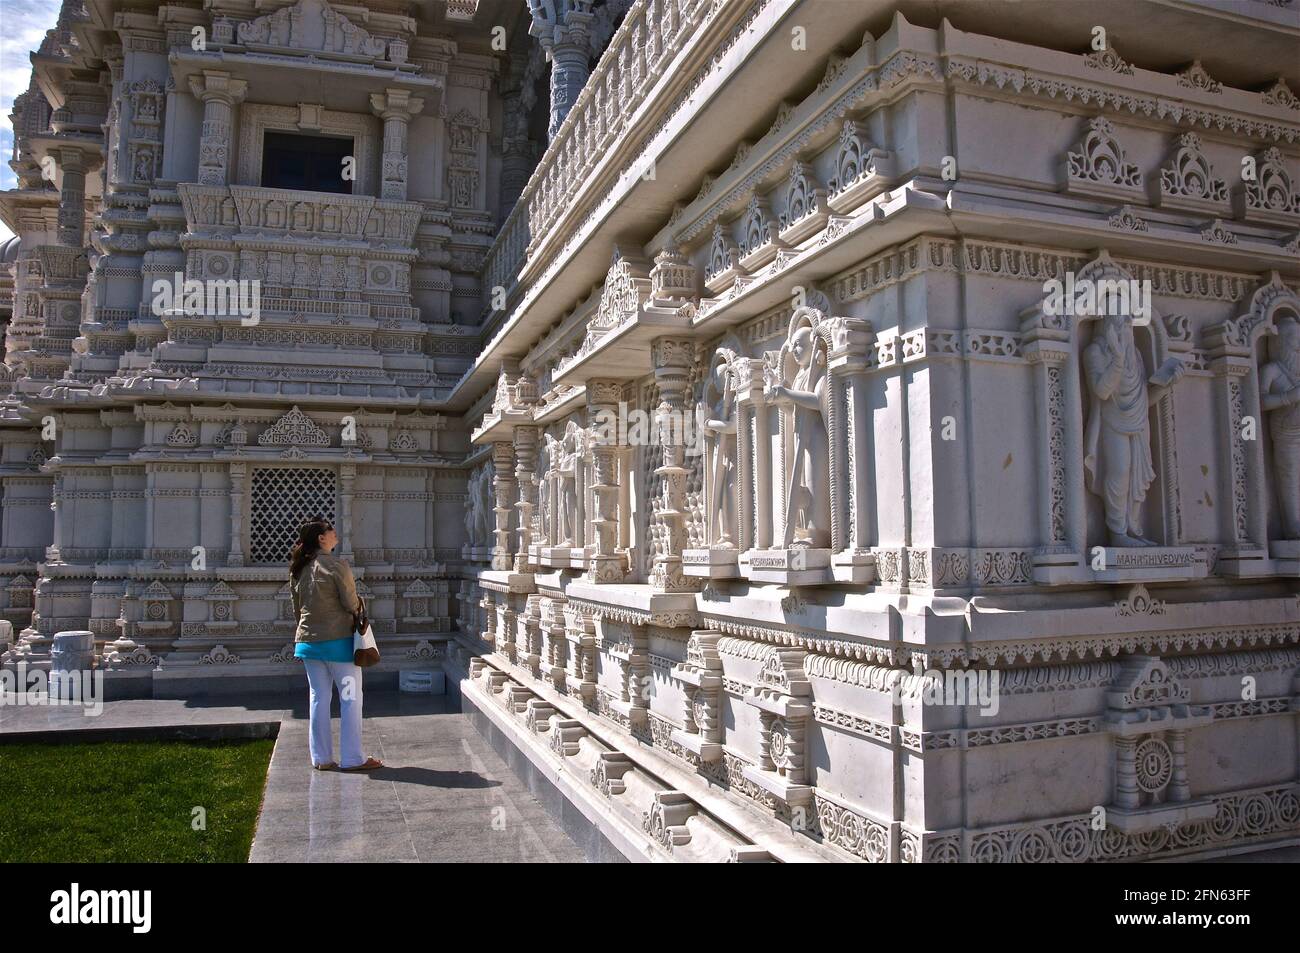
550, 421, 583, 548
1083, 313, 1185, 546
470, 462, 494, 549
463, 470, 476, 545
703, 349, 738, 548
765, 309, 832, 549
1261, 314, 1300, 538
535, 433, 552, 544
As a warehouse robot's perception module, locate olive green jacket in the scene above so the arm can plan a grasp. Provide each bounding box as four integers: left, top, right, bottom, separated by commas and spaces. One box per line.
291, 553, 362, 642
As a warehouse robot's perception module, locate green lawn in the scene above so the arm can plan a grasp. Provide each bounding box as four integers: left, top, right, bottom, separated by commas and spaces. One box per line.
0, 738, 274, 862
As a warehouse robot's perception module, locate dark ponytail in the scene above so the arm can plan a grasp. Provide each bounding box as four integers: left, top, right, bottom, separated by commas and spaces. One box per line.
289, 517, 333, 579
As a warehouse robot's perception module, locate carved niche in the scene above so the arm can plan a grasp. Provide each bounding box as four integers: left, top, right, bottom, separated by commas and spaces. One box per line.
1203, 273, 1300, 572
1103, 656, 1214, 833
1020, 252, 1202, 585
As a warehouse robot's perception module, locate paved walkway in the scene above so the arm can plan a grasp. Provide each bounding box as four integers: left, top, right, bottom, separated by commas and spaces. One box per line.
0, 691, 585, 863
250, 695, 585, 862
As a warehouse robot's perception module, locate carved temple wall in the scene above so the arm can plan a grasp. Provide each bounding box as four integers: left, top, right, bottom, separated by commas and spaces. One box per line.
452, 1, 1300, 861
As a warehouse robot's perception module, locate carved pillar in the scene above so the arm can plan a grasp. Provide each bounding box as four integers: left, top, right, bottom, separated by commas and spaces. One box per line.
669, 630, 724, 763
608, 621, 649, 729
514, 425, 538, 573
228, 462, 246, 567
826, 317, 875, 580
734, 360, 771, 551
651, 338, 697, 591
55, 147, 89, 247
498, 603, 517, 661
517, 593, 542, 675
585, 379, 625, 583
527, 0, 595, 140
563, 604, 597, 707
47, 471, 65, 563
539, 595, 568, 690
369, 88, 425, 201
1209, 357, 1260, 555
142, 466, 156, 561
1113, 736, 1140, 810
338, 462, 355, 560
480, 591, 497, 648
1168, 729, 1191, 802
1023, 340, 1075, 559
188, 71, 247, 187
490, 442, 516, 571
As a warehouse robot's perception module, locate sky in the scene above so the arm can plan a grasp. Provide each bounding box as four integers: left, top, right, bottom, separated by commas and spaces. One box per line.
0, 0, 62, 243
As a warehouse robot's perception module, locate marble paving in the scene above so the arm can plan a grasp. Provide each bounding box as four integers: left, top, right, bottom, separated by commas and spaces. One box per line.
0, 691, 587, 864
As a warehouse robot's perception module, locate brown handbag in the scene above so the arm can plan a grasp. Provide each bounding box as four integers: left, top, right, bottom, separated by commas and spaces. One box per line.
353, 596, 381, 668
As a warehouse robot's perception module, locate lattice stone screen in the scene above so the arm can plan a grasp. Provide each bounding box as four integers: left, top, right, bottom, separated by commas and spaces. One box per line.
249, 467, 336, 564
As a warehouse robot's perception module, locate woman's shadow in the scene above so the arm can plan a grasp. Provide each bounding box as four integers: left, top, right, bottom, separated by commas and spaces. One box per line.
363, 765, 501, 789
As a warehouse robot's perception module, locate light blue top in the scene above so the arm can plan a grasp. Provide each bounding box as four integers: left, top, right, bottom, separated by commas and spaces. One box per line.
294, 635, 353, 664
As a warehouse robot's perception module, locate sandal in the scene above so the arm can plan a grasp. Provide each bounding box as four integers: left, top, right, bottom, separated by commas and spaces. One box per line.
341, 757, 383, 772
313, 762, 338, 771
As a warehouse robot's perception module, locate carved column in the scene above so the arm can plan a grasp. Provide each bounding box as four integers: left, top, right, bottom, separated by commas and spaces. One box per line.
1209, 356, 1260, 559
563, 604, 597, 707
1113, 736, 1140, 810
527, 0, 594, 139
734, 360, 771, 551
585, 379, 624, 583
227, 462, 246, 567
338, 462, 355, 560
513, 425, 538, 573
517, 593, 542, 676
1023, 339, 1076, 561
188, 71, 247, 187
369, 88, 425, 201
480, 591, 497, 648
490, 442, 516, 571
826, 317, 875, 580
651, 338, 698, 591
498, 603, 517, 662
55, 147, 89, 247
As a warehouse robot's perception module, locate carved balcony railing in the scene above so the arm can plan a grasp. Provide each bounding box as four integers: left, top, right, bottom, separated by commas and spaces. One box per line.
478, 0, 721, 328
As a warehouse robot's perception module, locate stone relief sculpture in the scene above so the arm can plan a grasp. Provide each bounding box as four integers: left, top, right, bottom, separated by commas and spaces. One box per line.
468, 462, 494, 550
1083, 314, 1185, 546
1261, 315, 1300, 538
703, 346, 739, 548
765, 308, 832, 549
535, 431, 552, 544
552, 421, 584, 548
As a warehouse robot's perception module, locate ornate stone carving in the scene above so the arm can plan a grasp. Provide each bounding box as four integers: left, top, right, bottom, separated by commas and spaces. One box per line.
1083, 312, 1184, 546
1261, 313, 1300, 538
257, 406, 330, 447
1063, 117, 1143, 201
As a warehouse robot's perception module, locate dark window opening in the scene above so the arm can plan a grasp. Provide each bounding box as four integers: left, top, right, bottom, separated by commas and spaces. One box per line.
260, 131, 354, 194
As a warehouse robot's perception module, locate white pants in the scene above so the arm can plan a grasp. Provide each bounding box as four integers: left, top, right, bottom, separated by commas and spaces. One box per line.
303, 659, 364, 768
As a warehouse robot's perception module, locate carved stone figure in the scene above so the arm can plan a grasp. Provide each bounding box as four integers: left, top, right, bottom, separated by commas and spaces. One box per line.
1261, 315, 1300, 538
1083, 314, 1185, 546
766, 310, 831, 549
535, 433, 552, 543
470, 462, 494, 549
703, 352, 738, 548
555, 421, 582, 547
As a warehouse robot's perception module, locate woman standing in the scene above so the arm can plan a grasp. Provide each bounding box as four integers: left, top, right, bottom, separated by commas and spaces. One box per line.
289, 518, 383, 772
